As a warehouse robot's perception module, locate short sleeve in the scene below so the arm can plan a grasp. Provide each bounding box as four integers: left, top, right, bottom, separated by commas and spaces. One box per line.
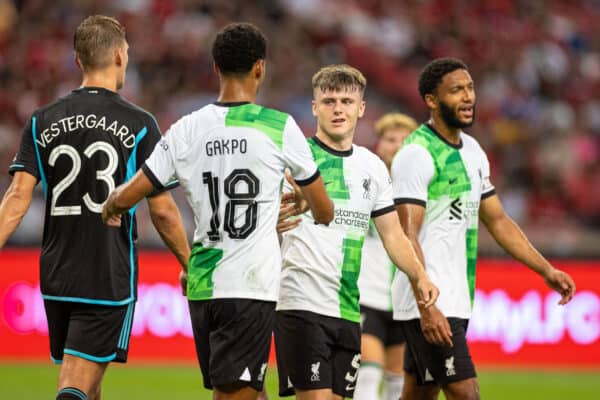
282, 116, 319, 186
143, 118, 181, 190
371, 157, 395, 218
391, 144, 435, 207
480, 149, 496, 200
9, 116, 40, 182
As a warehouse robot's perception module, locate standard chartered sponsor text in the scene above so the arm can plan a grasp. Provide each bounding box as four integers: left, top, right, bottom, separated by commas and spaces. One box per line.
334, 208, 370, 229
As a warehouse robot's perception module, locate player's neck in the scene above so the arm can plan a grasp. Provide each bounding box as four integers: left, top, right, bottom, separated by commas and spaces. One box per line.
218, 78, 258, 104
315, 129, 354, 152
80, 72, 119, 92
428, 117, 461, 145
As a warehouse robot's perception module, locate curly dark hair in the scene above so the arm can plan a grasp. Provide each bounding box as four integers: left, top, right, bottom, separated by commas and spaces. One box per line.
418, 58, 468, 99
212, 22, 267, 75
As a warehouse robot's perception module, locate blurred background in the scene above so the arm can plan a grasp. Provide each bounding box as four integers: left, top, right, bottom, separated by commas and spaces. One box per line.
0, 0, 598, 255
0, 1, 599, 399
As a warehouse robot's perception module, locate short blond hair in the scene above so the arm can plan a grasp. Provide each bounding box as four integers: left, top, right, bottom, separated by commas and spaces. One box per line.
312, 64, 366, 96
374, 113, 418, 137
74, 15, 126, 71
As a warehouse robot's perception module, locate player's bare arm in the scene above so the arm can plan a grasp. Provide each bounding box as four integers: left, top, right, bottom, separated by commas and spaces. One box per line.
103, 169, 191, 285
479, 194, 576, 305
397, 203, 454, 348
147, 191, 190, 296
277, 170, 333, 232
372, 210, 438, 308
102, 168, 154, 223
0, 171, 37, 248
147, 192, 190, 270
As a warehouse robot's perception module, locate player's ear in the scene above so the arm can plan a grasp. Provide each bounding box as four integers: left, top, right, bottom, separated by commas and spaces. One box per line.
74, 54, 82, 71
254, 59, 265, 80
311, 98, 317, 117
213, 62, 220, 75
115, 47, 123, 67
424, 93, 438, 111
358, 99, 366, 118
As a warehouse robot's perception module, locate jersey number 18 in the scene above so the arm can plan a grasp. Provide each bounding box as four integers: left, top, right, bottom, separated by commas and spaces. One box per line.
202, 169, 259, 241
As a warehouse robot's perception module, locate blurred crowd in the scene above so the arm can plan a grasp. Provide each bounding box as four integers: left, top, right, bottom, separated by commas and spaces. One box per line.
0, 0, 598, 255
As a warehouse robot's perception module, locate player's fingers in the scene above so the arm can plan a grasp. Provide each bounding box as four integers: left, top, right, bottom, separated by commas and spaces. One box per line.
285, 170, 296, 187
423, 329, 439, 346
106, 215, 121, 227
277, 219, 301, 234
431, 286, 440, 305
179, 273, 187, 296
423, 286, 438, 308
281, 191, 296, 204
278, 204, 296, 221
558, 286, 574, 305
431, 329, 446, 347
420, 286, 431, 303
442, 320, 454, 347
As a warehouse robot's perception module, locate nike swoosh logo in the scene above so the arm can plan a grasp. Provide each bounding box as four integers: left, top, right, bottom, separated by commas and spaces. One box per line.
324, 181, 333, 186
346, 385, 355, 391
448, 178, 457, 184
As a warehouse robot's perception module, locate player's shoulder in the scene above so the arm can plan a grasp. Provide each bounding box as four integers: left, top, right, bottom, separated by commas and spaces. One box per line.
223, 103, 292, 132
31, 91, 76, 118
393, 141, 434, 166
352, 144, 378, 161
254, 103, 290, 119
460, 131, 488, 156
166, 104, 218, 137
352, 144, 387, 170
112, 95, 159, 127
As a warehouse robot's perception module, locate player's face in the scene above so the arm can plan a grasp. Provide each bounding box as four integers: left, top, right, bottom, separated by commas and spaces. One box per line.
376, 127, 411, 168
116, 41, 129, 90
434, 69, 476, 129
312, 87, 365, 141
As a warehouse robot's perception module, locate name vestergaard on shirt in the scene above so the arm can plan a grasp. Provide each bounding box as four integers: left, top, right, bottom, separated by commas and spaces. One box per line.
206, 138, 248, 156
36, 114, 136, 149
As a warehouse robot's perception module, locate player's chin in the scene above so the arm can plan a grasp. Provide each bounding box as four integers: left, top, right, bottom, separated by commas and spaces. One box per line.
457, 116, 474, 128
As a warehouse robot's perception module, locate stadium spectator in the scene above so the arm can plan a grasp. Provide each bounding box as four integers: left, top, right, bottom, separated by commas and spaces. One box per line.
1, 0, 599, 255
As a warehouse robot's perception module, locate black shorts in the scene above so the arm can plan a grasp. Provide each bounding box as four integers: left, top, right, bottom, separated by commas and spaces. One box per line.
274, 310, 361, 398
360, 305, 405, 347
44, 300, 134, 364
188, 299, 275, 392
402, 318, 476, 386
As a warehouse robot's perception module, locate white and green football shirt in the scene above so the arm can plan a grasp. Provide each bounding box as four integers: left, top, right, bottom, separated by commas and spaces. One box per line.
277, 136, 396, 323
391, 124, 495, 320
143, 102, 319, 302
358, 221, 396, 312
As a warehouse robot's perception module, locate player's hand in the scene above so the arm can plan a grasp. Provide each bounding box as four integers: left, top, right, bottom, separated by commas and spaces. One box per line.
276, 171, 308, 234
419, 305, 453, 348
544, 268, 576, 305
284, 170, 309, 215
415, 274, 439, 308
277, 204, 302, 234
179, 270, 187, 296
104, 213, 122, 227
101, 201, 121, 226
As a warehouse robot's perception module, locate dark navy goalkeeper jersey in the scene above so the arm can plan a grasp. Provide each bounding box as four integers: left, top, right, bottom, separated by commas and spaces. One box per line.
9, 87, 165, 305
